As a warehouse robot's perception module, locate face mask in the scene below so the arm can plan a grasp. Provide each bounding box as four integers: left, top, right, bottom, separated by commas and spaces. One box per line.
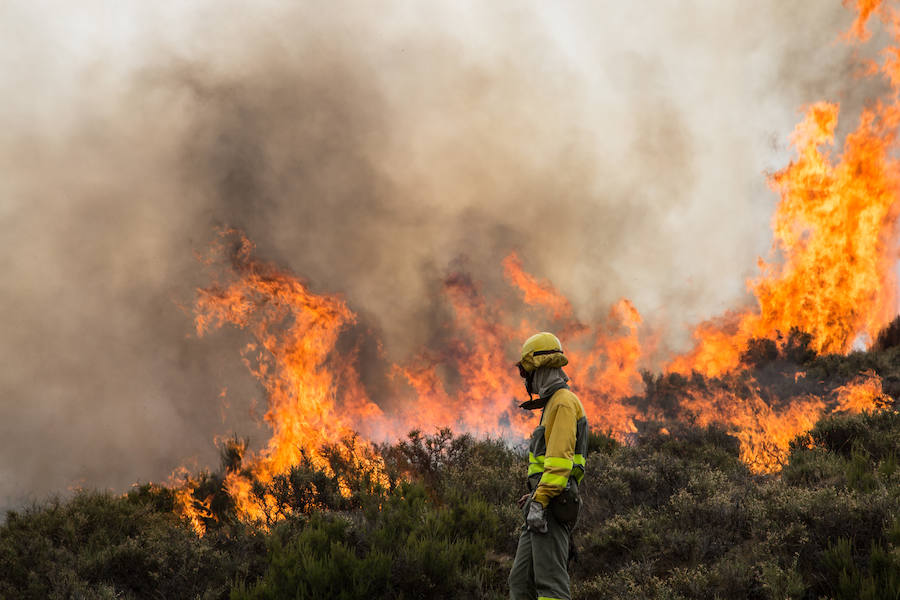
517, 363, 540, 409
517, 363, 533, 392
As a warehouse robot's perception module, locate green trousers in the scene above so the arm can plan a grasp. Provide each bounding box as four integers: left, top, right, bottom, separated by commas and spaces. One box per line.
508, 512, 571, 600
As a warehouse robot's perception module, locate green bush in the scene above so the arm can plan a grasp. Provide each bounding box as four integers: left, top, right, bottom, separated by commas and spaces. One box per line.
231, 516, 392, 600
233, 482, 506, 600
821, 535, 900, 600
2, 399, 898, 600
802, 410, 900, 460
0, 487, 265, 599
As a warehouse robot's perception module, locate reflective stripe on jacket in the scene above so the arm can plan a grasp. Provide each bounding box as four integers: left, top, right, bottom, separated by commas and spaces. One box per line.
527, 388, 588, 507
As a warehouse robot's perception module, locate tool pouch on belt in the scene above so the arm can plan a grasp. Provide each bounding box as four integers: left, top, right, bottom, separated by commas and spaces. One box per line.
550, 478, 580, 527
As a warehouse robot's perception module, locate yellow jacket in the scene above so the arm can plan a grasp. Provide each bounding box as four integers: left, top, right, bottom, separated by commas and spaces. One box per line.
527, 388, 588, 507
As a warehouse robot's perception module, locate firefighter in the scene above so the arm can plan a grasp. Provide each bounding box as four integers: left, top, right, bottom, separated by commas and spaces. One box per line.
508, 332, 588, 600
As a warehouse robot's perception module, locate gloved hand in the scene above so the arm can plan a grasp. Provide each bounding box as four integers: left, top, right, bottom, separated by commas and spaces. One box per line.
526, 500, 548, 533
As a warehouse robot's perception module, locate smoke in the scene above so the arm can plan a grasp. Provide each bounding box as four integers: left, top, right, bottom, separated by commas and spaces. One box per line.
0, 0, 883, 508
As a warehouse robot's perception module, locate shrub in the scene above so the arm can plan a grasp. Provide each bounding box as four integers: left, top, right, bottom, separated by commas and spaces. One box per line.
230, 516, 392, 600
3, 400, 899, 600
233, 482, 506, 600
799, 409, 900, 460
0, 488, 264, 599
820, 536, 900, 600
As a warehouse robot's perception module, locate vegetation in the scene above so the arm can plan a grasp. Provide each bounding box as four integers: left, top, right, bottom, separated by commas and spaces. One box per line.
3, 341, 900, 599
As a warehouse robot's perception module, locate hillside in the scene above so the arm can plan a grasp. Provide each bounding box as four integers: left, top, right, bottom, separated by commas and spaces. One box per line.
3, 341, 899, 600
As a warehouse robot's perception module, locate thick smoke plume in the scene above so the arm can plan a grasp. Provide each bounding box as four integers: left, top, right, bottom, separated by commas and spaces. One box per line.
0, 1, 884, 508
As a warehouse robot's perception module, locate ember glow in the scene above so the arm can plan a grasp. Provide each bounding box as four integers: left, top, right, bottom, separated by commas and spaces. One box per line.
174, 2, 900, 531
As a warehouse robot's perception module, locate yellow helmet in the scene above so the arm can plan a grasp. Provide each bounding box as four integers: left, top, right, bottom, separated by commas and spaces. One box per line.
517, 332, 568, 373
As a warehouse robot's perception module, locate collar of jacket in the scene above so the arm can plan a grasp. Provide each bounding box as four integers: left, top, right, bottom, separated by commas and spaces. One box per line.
519, 382, 569, 410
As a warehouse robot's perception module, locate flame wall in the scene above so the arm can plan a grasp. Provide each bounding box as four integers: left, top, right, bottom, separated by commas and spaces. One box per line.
0, 0, 892, 510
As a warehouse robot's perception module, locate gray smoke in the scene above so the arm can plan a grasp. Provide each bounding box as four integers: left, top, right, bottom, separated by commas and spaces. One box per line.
0, 0, 885, 509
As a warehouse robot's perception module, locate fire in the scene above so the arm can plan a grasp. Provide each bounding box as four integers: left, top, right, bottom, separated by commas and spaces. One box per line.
188, 230, 389, 527
175, 1, 900, 531
668, 99, 900, 377
682, 386, 826, 473
678, 375, 887, 473
173, 473, 214, 537
394, 254, 645, 439
834, 369, 892, 412
180, 235, 647, 531
846, 0, 885, 41
659, 1, 900, 468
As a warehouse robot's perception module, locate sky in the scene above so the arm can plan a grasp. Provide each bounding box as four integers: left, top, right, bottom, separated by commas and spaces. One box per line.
0, 0, 883, 509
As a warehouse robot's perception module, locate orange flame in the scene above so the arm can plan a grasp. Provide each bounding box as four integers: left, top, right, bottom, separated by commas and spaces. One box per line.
669, 35, 900, 377
188, 233, 647, 531
834, 369, 892, 412
175, 1, 900, 532
394, 254, 645, 440
171, 468, 214, 536
191, 230, 388, 526
656, 1, 900, 469
845, 0, 885, 40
